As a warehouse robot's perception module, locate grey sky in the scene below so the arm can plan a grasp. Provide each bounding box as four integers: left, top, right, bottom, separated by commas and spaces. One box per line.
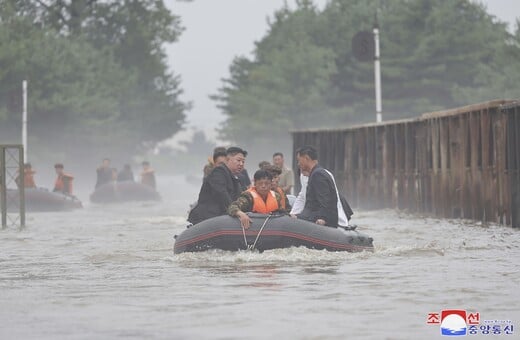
166, 0, 519, 142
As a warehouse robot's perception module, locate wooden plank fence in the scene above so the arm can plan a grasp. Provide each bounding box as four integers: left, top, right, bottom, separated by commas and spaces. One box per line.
292, 100, 520, 228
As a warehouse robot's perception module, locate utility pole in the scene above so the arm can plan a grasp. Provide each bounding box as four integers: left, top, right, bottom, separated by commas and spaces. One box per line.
373, 15, 382, 123
22, 80, 28, 162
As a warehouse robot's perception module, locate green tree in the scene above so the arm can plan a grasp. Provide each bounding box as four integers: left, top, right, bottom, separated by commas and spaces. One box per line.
0, 0, 187, 162
0, 10, 131, 159
215, 0, 520, 149
214, 1, 338, 152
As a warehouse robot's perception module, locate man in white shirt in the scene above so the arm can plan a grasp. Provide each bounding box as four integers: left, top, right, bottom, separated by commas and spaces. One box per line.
290, 170, 350, 227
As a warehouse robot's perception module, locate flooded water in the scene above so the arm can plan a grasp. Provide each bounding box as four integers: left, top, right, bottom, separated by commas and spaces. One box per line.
1, 175, 518, 339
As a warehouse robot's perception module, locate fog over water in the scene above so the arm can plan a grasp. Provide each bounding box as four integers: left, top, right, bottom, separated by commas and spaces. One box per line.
1, 175, 518, 339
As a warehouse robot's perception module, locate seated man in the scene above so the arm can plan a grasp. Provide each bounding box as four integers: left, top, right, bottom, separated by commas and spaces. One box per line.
188, 147, 247, 225
228, 170, 284, 229
53, 163, 74, 195
293, 145, 338, 227
264, 165, 291, 212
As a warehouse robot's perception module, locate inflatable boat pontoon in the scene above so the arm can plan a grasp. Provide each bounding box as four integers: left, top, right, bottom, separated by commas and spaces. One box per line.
6, 187, 82, 212
174, 213, 373, 253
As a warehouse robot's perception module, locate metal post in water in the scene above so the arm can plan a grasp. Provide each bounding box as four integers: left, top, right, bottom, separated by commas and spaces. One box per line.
22, 80, 28, 162
1, 147, 6, 228
374, 17, 382, 123
19, 146, 25, 228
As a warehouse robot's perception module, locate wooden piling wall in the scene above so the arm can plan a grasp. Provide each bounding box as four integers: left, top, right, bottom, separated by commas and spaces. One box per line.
292, 100, 520, 227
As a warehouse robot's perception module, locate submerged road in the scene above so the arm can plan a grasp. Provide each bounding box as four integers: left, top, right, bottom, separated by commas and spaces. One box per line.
0, 175, 518, 339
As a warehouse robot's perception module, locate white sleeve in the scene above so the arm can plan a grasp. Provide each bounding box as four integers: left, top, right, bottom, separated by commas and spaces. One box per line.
324, 169, 349, 226
290, 175, 308, 214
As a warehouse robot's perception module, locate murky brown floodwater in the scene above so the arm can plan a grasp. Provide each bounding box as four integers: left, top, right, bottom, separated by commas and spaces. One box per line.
1, 175, 518, 339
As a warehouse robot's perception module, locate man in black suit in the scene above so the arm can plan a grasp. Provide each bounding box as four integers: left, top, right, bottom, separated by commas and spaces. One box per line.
188, 147, 247, 225
293, 145, 338, 227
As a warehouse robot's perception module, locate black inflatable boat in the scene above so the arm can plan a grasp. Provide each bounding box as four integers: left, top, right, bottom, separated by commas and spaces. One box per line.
90, 181, 160, 203
6, 187, 82, 212
174, 213, 374, 254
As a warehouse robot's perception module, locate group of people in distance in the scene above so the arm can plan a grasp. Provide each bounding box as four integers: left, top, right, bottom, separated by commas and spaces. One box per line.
94, 158, 156, 190
16, 162, 75, 196
188, 145, 353, 230
14, 158, 157, 197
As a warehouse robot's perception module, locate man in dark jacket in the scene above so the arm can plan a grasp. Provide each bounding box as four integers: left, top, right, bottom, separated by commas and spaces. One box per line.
95, 158, 113, 188
188, 147, 247, 225
293, 145, 338, 227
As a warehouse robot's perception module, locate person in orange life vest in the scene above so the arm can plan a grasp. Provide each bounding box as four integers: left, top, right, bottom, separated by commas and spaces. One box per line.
228, 170, 285, 229
264, 164, 292, 212
16, 163, 37, 188
53, 163, 74, 195
140, 161, 156, 189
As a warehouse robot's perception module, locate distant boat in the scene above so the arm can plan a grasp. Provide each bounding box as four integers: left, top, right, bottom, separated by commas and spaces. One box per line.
89, 181, 161, 203
6, 187, 82, 212
174, 213, 374, 254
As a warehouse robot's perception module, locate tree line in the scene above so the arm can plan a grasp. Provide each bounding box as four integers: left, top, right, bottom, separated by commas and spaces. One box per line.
213, 0, 520, 152
0, 0, 188, 163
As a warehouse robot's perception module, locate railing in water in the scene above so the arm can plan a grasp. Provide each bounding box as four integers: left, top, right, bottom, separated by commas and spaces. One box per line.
0, 145, 25, 228
292, 100, 520, 228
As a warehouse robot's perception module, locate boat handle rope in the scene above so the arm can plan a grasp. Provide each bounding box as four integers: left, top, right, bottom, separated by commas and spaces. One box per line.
242, 213, 272, 251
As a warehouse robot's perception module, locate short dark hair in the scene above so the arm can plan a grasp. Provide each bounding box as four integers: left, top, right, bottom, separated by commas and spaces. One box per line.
296, 145, 318, 160
142, 161, 150, 166
54, 163, 64, 169
273, 152, 283, 158
226, 146, 247, 157
265, 165, 282, 176
24, 163, 32, 168
103, 158, 110, 162
258, 160, 271, 169
213, 151, 227, 163
253, 169, 273, 181
213, 146, 227, 153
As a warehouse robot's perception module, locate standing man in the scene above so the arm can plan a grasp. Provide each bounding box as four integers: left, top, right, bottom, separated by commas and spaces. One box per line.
188, 147, 247, 225
204, 149, 227, 178
53, 163, 74, 196
117, 164, 134, 182
292, 145, 338, 227
203, 146, 227, 178
273, 152, 294, 195
95, 158, 113, 188
140, 161, 156, 189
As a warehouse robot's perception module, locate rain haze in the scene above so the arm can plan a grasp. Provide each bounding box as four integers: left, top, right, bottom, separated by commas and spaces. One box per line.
167, 0, 520, 142
1, 1, 519, 339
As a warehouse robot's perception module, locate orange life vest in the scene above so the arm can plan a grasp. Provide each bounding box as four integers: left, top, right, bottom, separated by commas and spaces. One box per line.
248, 187, 279, 214
141, 169, 156, 189
24, 169, 36, 188
54, 173, 74, 195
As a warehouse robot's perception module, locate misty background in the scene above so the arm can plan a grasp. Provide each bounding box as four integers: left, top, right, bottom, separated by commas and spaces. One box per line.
0, 0, 519, 194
